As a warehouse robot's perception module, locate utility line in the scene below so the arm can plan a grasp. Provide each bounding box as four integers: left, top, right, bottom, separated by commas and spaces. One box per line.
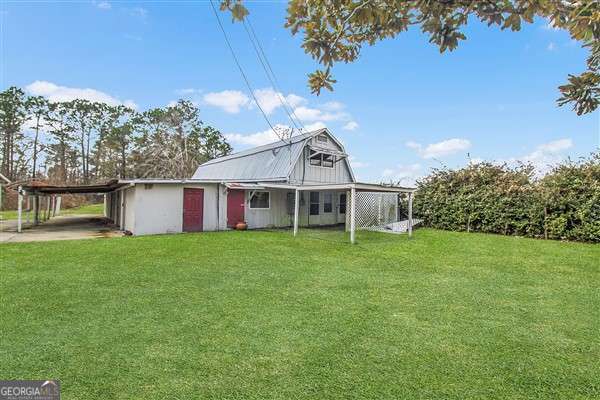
242, 17, 305, 133
209, 0, 288, 143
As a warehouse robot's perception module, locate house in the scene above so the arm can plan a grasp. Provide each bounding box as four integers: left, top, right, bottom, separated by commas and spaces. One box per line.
18, 128, 414, 243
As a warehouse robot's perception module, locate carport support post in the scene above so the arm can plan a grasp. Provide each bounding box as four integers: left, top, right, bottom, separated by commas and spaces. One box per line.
408, 192, 413, 237
293, 188, 300, 237
33, 195, 39, 225
45, 196, 51, 220
17, 186, 23, 233
55, 196, 61, 216
350, 186, 356, 244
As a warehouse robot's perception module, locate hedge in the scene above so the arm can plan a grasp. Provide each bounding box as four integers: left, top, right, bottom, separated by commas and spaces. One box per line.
414, 153, 600, 243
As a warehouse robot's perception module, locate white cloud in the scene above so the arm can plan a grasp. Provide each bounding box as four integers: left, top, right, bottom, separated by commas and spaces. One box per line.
203, 90, 250, 114
406, 138, 471, 159
293, 106, 347, 122
253, 88, 289, 115
380, 163, 422, 186
322, 101, 345, 111
96, 1, 111, 10
225, 124, 294, 147
302, 121, 327, 132
536, 138, 572, 153
25, 80, 137, 109
518, 138, 573, 175
252, 88, 307, 115
547, 42, 556, 51
286, 94, 307, 108
343, 121, 359, 131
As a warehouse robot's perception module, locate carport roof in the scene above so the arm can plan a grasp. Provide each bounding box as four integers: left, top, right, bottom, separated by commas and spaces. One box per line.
20, 179, 126, 194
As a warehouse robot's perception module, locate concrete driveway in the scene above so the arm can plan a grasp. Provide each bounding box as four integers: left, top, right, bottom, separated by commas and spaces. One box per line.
0, 214, 123, 243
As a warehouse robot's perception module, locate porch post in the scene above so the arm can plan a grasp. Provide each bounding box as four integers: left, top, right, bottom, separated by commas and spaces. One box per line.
350, 186, 356, 244
17, 186, 23, 233
293, 188, 300, 237
408, 191, 413, 237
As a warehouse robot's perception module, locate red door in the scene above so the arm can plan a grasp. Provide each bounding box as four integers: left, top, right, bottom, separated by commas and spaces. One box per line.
227, 189, 245, 228
183, 188, 204, 232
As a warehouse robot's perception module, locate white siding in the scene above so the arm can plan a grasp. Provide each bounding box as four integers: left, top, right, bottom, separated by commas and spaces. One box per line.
130, 183, 222, 235
289, 135, 354, 184
244, 189, 294, 229
242, 189, 345, 229
123, 187, 135, 232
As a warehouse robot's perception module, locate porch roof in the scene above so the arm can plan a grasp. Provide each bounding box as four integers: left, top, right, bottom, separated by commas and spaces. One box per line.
257, 182, 416, 193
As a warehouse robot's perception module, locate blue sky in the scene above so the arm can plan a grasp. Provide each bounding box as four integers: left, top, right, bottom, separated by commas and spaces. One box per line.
1, 0, 598, 184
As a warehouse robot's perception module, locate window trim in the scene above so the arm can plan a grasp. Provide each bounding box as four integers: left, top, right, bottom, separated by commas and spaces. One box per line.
323, 192, 333, 213
316, 134, 328, 143
248, 191, 270, 210
308, 150, 335, 169
309, 191, 320, 216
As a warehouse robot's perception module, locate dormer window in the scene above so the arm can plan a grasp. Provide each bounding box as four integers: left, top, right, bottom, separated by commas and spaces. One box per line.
309, 150, 335, 168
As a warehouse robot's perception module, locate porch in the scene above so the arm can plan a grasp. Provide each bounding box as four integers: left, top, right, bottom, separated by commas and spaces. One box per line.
228, 182, 416, 244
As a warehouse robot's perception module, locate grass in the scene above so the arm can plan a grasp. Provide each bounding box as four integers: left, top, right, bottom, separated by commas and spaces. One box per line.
0, 202, 103, 220
1, 229, 598, 399
60, 202, 103, 215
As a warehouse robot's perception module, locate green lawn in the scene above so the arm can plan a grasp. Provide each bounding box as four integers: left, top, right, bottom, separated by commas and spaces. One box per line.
60, 202, 103, 215
0, 202, 103, 220
1, 229, 598, 399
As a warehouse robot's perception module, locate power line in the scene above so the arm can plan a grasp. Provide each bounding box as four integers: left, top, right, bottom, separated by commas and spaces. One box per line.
242, 17, 305, 132
209, 0, 288, 143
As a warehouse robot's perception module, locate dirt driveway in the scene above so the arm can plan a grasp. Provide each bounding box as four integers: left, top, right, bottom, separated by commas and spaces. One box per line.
0, 215, 123, 243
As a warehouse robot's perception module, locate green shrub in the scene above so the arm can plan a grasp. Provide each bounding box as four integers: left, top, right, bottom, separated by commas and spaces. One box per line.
414, 153, 599, 243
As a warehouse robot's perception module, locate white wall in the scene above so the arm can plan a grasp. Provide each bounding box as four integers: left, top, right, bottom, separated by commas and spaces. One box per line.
289, 135, 354, 185
123, 187, 135, 232
130, 183, 222, 235
242, 189, 346, 229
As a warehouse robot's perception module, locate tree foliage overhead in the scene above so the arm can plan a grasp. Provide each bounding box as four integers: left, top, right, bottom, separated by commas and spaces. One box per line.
224, 0, 599, 115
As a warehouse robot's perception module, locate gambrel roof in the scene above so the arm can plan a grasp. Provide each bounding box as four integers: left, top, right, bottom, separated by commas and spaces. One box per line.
192, 128, 354, 182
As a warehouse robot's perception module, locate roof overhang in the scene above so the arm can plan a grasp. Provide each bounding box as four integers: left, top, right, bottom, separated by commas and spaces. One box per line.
20, 180, 127, 195
257, 182, 416, 193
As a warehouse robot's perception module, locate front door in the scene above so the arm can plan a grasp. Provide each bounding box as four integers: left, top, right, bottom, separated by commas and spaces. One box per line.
183, 188, 204, 232
337, 192, 347, 224
227, 189, 245, 228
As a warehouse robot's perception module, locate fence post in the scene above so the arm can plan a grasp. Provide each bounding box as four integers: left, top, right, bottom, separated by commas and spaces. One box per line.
408, 191, 413, 237
293, 189, 300, 237
350, 187, 356, 244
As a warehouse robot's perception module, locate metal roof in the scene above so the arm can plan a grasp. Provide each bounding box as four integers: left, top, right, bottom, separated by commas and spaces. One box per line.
192, 129, 327, 182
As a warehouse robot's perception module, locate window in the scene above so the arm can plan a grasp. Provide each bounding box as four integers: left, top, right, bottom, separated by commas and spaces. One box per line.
317, 134, 328, 143
309, 150, 335, 168
286, 192, 295, 215
249, 191, 270, 209
323, 193, 333, 213
339, 193, 347, 214
309, 191, 319, 215
309, 150, 321, 166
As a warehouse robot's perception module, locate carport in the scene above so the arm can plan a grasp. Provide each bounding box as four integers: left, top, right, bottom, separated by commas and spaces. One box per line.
15, 180, 126, 233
